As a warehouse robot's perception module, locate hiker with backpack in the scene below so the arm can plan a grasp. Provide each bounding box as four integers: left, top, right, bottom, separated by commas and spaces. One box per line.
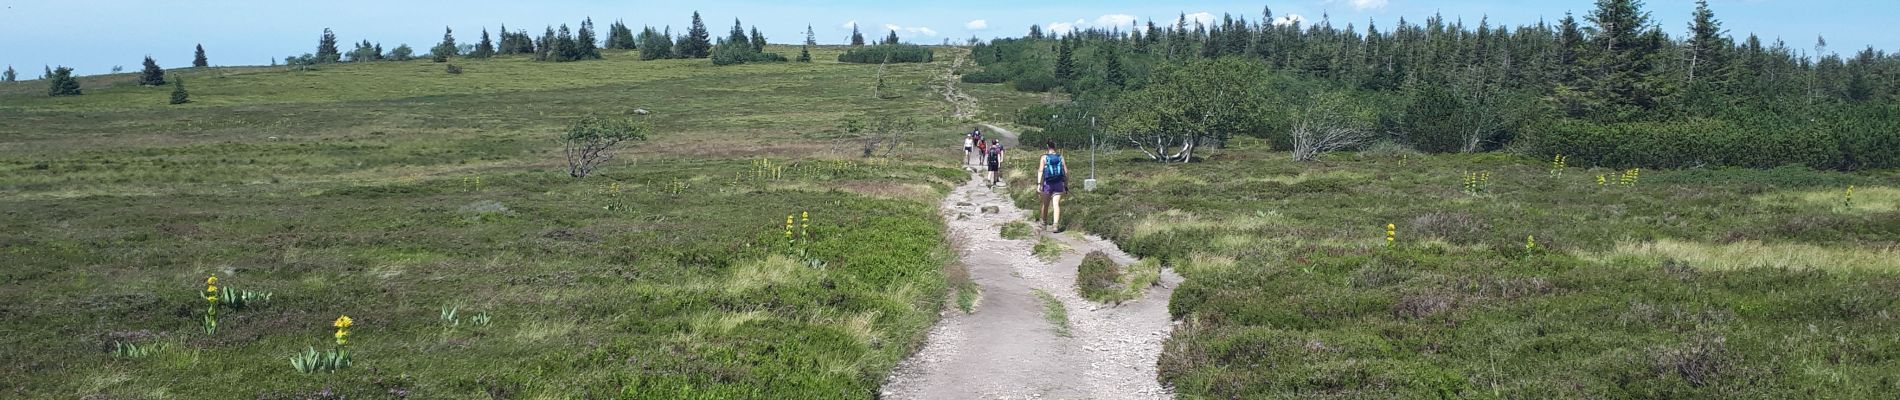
1036, 141, 1066, 232
985, 139, 1004, 188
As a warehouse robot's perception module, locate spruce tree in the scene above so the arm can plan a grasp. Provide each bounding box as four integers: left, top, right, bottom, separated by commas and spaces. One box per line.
578, 18, 602, 59
316, 28, 341, 63
884, 30, 901, 45
47, 67, 81, 96
749, 26, 767, 53
798, 25, 815, 62
1029, 25, 1043, 40
1685, 0, 1730, 86
1581, 0, 1664, 117
44, 65, 53, 80
2, 65, 15, 82
193, 44, 209, 67
608, 21, 638, 50
138, 56, 166, 86
433, 26, 458, 61
475, 29, 496, 58
1054, 37, 1076, 83
555, 24, 580, 61
850, 24, 865, 47
728, 19, 749, 47
678, 11, 713, 58
638, 26, 675, 60
1102, 42, 1126, 88
170, 78, 190, 105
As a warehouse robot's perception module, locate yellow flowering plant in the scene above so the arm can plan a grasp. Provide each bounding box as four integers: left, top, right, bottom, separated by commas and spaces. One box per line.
202, 275, 218, 335
1549, 155, 1568, 178
1385, 223, 1396, 246
1845, 185, 1855, 208
295, 315, 354, 373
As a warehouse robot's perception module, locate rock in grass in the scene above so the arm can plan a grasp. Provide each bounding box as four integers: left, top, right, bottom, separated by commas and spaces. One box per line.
981, 206, 1000, 214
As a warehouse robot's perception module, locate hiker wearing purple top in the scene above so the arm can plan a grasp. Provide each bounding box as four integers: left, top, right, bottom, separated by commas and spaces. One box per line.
1036, 141, 1066, 232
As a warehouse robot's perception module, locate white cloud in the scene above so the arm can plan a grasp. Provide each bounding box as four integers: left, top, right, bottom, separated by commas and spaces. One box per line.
1272, 14, 1306, 27
841, 20, 858, 30
1184, 12, 1217, 27
1046, 18, 1086, 33
878, 24, 940, 38
1095, 14, 1138, 28
966, 19, 989, 30
1342, 0, 1389, 10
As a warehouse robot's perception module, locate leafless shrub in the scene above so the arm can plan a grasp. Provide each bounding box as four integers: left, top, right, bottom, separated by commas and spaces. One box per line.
1650, 332, 1732, 387
1410, 211, 1491, 244
1290, 120, 1372, 162
1392, 293, 1456, 320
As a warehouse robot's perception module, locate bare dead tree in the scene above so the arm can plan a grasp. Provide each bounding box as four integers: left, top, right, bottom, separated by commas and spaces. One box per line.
1290, 120, 1372, 162
563, 116, 650, 178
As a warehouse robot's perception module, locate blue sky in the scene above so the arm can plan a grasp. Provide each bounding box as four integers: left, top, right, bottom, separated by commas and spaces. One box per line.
2, 0, 1894, 76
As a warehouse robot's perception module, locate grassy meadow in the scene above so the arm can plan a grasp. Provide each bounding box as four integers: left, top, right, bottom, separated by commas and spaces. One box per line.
978, 122, 1900, 398
0, 47, 977, 398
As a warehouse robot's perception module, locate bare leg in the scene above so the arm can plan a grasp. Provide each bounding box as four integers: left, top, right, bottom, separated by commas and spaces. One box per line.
1051, 193, 1063, 230
1038, 192, 1050, 226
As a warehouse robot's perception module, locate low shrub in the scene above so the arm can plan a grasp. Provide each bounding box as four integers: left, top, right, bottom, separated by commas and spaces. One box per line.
960, 70, 1008, 84
837, 44, 934, 64
1011, 72, 1060, 93
1076, 251, 1123, 302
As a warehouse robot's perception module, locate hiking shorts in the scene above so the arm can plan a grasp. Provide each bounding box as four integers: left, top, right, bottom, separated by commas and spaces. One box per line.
1041, 176, 1067, 194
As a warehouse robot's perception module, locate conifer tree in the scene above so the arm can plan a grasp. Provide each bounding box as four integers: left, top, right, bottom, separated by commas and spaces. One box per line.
678, 12, 713, 58
1029, 25, 1044, 40
607, 21, 638, 49
1102, 42, 1126, 88
555, 24, 580, 61
316, 28, 341, 63
850, 24, 865, 47
47, 67, 81, 96
1054, 37, 1077, 83
728, 19, 749, 47
193, 44, 209, 67
798, 25, 815, 62
432, 26, 458, 61
578, 18, 602, 59
475, 28, 496, 58
170, 78, 190, 104
750, 26, 767, 52
44, 65, 53, 80
638, 26, 675, 60
1581, 0, 1664, 117
2, 65, 16, 82
138, 56, 166, 86
884, 30, 901, 45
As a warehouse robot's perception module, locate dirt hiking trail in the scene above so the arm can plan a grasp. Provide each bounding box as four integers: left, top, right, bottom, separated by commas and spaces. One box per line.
882, 125, 1183, 399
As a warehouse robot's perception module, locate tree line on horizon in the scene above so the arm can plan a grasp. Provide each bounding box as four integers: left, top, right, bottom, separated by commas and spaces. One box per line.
982, 0, 1900, 170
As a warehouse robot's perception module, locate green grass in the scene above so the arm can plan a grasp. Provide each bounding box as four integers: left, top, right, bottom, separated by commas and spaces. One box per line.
1031, 236, 1065, 261
1031, 289, 1071, 338
999, 221, 1032, 240
0, 47, 975, 398
1075, 253, 1161, 304
992, 135, 1900, 398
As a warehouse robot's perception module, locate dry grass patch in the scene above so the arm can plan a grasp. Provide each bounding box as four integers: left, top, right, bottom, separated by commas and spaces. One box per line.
1755, 186, 1900, 214
1597, 239, 1900, 272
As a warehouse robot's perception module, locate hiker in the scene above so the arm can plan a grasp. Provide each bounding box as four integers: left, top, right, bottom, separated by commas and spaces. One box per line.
962, 133, 976, 167
985, 139, 1004, 188
1037, 140, 1066, 232
974, 134, 988, 164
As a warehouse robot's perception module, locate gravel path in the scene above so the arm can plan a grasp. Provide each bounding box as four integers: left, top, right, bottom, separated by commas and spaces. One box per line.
881, 131, 1183, 399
